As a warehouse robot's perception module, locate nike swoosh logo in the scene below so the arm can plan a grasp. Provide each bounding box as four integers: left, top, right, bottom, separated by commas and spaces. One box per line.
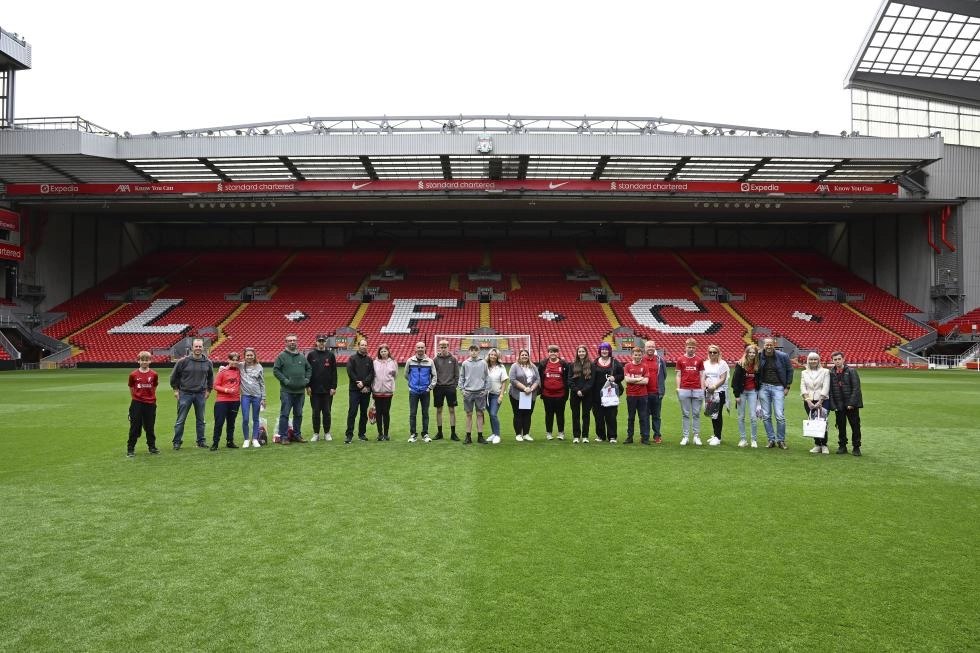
548, 181, 570, 190
351, 182, 373, 190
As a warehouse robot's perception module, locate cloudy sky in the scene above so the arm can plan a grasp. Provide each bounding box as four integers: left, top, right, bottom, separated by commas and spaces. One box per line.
3, 0, 884, 135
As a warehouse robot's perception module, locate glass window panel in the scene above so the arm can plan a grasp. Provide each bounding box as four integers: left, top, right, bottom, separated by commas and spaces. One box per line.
918, 36, 938, 50
920, 66, 937, 74
925, 21, 945, 36
925, 51, 944, 65
852, 89, 867, 103
910, 18, 929, 34
962, 106, 980, 117
934, 12, 952, 21
879, 48, 897, 63
961, 24, 979, 39
884, 33, 905, 48
959, 131, 980, 146
870, 105, 898, 122
936, 67, 952, 75
931, 101, 958, 112
935, 37, 953, 51
960, 115, 980, 130
868, 121, 899, 137
942, 21, 963, 38
853, 104, 868, 120
883, 4, 899, 17
866, 47, 881, 61
893, 18, 913, 32
948, 39, 968, 54
943, 130, 959, 145
899, 95, 928, 109
900, 108, 928, 124
868, 91, 898, 106
942, 53, 961, 67
929, 111, 958, 128
919, 8, 936, 20
965, 41, 980, 55
899, 124, 930, 137
964, 55, 979, 69
870, 32, 887, 47
892, 50, 912, 64
900, 5, 918, 18
852, 120, 868, 133
908, 50, 928, 65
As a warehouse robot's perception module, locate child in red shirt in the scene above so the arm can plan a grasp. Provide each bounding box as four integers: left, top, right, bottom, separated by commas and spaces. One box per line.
127, 351, 159, 457
211, 352, 242, 451
623, 347, 650, 444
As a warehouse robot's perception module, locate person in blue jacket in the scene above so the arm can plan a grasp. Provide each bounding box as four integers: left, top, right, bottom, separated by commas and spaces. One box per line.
405, 341, 438, 442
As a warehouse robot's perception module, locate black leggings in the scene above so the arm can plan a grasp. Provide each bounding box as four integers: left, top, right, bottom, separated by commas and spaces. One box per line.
569, 392, 592, 438
509, 395, 535, 436
709, 391, 726, 439
541, 395, 566, 434
374, 396, 392, 437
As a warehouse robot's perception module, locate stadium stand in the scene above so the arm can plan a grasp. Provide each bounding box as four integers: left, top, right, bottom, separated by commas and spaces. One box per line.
939, 307, 980, 339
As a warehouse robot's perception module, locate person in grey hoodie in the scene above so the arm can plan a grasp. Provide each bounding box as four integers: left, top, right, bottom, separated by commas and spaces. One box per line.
170, 338, 214, 450
458, 345, 490, 444
273, 334, 312, 445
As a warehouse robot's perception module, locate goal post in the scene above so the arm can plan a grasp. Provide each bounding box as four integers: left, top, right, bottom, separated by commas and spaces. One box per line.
433, 334, 532, 364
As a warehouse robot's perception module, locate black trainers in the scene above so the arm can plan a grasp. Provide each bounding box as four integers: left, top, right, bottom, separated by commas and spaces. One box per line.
450, 434, 460, 442
776, 441, 787, 450
173, 442, 181, 451
836, 446, 848, 454
853, 447, 862, 457
624, 437, 634, 444
197, 442, 208, 449
640, 439, 650, 445
477, 435, 486, 444
148, 447, 160, 454
463, 435, 472, 445
126, 450, 135, 458
344, 437, 352, 445
435, 431, 444, 440
226, 442, 239, 449
358, 435, 368, 442
209, 443, 219, 451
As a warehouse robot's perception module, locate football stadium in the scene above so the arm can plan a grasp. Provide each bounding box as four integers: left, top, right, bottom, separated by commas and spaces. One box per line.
1, 1, 979, 651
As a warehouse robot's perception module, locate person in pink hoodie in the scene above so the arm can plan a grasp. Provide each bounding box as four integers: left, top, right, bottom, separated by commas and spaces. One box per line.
211, 352, 242, 451
371, 343, 398, 441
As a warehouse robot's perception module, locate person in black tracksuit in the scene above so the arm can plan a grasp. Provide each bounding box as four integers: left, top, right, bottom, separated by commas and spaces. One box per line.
307, 335, 337, 441
345, 337, 375, 444
829, 351, 864, 456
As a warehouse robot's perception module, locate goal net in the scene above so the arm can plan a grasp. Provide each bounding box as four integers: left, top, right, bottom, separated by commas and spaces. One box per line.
433, 334, 532, 364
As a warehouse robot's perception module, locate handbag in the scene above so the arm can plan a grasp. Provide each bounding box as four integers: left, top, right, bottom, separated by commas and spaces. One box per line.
802, 409, 827, 438
600, 380, 620, 407
704, 393, 720, 418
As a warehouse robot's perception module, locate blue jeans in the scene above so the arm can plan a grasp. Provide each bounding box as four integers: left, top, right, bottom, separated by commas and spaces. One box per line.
646, 393, 663, 438
278, 390, 305, 440
241, 394, 262, 440
409, 391, 431, 435
486, 393, 502, 435
759, 383, 786, 442
174, 390, 207, 446
626, 395, 650, 440
736, 390, 759, 441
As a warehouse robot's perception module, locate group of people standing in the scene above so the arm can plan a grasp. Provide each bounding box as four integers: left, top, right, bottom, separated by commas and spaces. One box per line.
125, 334, 863, 458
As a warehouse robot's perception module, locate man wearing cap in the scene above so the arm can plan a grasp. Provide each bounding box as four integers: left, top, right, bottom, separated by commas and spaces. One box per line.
307, 335, 337, 442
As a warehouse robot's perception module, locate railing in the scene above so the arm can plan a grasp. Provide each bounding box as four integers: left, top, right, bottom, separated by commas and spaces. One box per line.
0, 329, 19, 360
7, 116, 119, 136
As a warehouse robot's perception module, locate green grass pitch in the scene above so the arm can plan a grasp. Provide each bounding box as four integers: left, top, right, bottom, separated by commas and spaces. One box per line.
0, 367, 978, 652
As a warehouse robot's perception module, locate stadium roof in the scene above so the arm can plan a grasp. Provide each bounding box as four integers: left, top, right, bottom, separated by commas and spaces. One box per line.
0, 115, 942, 191
846, 0, 980, 106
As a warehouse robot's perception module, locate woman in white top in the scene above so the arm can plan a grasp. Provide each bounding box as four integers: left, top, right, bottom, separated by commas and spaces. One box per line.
508, 349, 540, 441
702, 345, 730, 446
800, 352, 831, 454
484, 348, 509, 444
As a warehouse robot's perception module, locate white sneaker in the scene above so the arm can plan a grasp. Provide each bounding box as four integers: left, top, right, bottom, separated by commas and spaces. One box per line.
582, 437, 590, 443
557, 433, 565, 441
750, 440, 758, 449
680, 436, 689, 446
423, 435, 432, 443
572, 438, 580, 444
311, 434, 320, 442
243, 439, 251, 448
737, 439, 747, 448
546, 434, 553, 440
693, 436, 703, 446
821, 445, 830, 454
408, 435, 417, 443
253, 440, 261, 448
809, 445, 821, 453
324, 433, 333, 442
491, 435, 501, 444
708, 436, 721, 446
516, 434, 524, 442
609, 438, 617, 444
524, 434, 534, 442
